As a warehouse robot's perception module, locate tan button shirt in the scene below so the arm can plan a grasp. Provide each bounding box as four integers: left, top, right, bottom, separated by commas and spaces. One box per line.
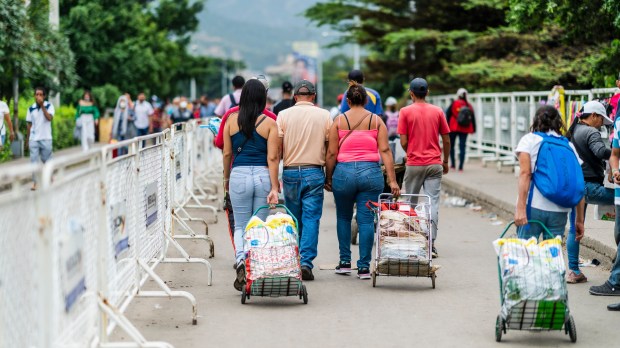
277, 101, 333, 167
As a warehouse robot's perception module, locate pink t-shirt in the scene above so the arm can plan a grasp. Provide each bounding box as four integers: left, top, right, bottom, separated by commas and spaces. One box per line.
336, 115, 380, 163
397, 102, 450, 166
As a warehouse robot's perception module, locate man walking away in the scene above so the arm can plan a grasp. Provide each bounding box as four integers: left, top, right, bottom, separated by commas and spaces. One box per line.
272, 81, 295, 116
27, 87, 55, 189
215, 75, 245, 116
398, 78, 451, 257
277, 80, 332, 281
340, 70, 383, 121
0, 98, 15, 148
133, 92, 154, 137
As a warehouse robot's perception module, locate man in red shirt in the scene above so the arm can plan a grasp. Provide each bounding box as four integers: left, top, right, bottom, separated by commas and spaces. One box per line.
397, 78, 451, 257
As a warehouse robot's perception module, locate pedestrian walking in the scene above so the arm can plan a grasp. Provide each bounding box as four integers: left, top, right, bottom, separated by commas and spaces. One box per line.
590, 103, 620, 302
384, 96, 399, 140
277, 80, 332, 281
26, 87, 55, 189
565, 101, 614, 283
171, 99, 192, 124
199, 94, 216, 118
133, 92, 154, 137
514, 105, 585, 242
215, 75, 245, 116
340, 70, 384, 121
398, 78, 450, 257
0, 98, 14, 148
272, 81, 294, 116
446, 88, 476, 171
325, 82, 400, 280
74, 90, 100, 151
329, 94, 344, 120
222, 78, 280, 291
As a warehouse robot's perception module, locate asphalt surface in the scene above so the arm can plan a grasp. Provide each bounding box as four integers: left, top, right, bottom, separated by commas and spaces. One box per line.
113, 194, 620, 348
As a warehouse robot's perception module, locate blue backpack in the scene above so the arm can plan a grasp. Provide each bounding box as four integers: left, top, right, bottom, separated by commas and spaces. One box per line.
529, 132, 584, 209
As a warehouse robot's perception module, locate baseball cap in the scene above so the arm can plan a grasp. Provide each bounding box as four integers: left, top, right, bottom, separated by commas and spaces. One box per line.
582, 101, 612, 125
251, 74, 270, 91
282, 81, 293, 93
385, 96, 397, 106
456, 88, 468, 98
294, 80, 316, 95
348, 70, 364, 83
409, 78, 428, 94
337, 93, 344, 102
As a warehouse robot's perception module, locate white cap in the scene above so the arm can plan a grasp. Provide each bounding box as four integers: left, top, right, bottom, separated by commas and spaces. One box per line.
582, 101, 612, 125
456, 88, 468, 98
385, 96, 397, 106
251, 74, 270, 90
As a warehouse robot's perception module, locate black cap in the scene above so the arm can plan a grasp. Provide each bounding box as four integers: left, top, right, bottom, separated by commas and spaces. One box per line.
348, 70, 364, 83
294, 80, 316, 95
282, 81, 293, 93
409, 78, 428, 94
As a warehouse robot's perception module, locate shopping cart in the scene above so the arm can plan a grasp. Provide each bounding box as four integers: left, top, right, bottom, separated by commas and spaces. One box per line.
494, 220, 576, 342
241, 204, 308, 304
371, 193, 436, 288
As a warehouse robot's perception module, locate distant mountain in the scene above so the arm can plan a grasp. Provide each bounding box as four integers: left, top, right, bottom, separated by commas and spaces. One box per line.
192, 0, 345, 70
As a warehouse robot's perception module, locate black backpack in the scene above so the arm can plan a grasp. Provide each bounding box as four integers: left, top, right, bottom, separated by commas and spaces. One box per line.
456, 106, 474, 127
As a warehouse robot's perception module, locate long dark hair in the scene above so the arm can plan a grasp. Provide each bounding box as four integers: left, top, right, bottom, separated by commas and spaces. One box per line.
346, 82, 367, 107
531, 105, 565, 135
238, 79, 267, 139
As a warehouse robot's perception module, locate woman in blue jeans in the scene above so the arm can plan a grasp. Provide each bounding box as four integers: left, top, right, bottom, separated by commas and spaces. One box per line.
222, 79, 280, 291
566, 100, 614, 283
514, 105, 585, 246
325, 83, 400, 279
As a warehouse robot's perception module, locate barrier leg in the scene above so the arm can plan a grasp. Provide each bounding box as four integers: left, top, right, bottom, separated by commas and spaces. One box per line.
136, 259, 199, 325
172, 209, 215, 258
162, 232, 213, 286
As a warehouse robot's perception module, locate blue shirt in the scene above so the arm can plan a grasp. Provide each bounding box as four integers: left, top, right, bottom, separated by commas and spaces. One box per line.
613, 118, 620, 204
340, 87, 383, 116
231, 130, 268, 167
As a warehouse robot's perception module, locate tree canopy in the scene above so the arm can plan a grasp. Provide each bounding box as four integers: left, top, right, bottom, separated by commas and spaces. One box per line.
305, 0, 620, 96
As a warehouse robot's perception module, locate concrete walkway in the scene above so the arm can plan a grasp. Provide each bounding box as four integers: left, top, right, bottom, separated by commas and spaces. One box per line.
442, 159, 618, 267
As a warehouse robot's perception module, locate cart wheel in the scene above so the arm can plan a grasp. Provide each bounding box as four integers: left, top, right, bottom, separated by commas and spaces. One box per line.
241, 288, 247, 304
566, 315, 577, 343
372, 271, 377, 287
351, 220, 358, 245
302, 285, 308, 304
431, 272, 436, 289
495, 315, 503, 342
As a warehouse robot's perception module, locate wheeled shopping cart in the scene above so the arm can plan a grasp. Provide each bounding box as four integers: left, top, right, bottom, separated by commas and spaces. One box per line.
494, 220, 576, 342
371, 193, 436, 288
241, 204, 308, 304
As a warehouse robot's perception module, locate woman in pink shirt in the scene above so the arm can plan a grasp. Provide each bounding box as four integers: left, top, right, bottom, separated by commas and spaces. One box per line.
325, 83, 400, 279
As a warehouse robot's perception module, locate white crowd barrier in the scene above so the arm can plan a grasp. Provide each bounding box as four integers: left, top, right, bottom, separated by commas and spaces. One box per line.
0, 122, 222, 348
428, 87, 618, 171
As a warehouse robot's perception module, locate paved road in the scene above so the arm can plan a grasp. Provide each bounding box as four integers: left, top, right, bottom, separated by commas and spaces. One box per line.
115, 195, 620, 347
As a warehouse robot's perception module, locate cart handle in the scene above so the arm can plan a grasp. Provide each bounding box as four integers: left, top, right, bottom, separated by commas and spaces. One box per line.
499, 220, 554, 239
251, 204, 299, 227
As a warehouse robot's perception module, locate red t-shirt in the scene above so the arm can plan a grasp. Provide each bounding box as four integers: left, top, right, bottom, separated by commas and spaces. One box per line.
214, 106, 277, 149
448, 99, 475, 133
397, 102, 450, 166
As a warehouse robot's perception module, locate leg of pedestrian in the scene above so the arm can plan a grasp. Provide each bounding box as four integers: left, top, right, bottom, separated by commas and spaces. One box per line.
298, 168, 325, 280
458, 132, 467, 170
449, 132, 457, 169
333, 163, 356, 274
355, 165, 383, 279
229, 167, 254, 291
422, 164, 443, 255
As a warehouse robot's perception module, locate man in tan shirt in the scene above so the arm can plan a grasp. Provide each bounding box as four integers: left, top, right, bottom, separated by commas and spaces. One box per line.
277, 80, 332, 281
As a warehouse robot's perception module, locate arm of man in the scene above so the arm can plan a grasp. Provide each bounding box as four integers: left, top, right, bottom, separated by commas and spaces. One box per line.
41, 103, 54, 122
574, 198, 586, 241
3, 112, 14, 142
400, 134, 408, 153
587, 129, 612, 160
441, 133, 451, 174
324, 118, 340, 192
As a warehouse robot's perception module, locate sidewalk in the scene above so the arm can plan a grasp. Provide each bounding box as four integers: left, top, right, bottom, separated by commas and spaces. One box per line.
441, 159, 618, 268
0, 143, 102, 169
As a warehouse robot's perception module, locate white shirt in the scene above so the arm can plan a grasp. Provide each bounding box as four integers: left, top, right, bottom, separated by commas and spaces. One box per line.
0, 101, 9, 137
515, 131, 583, 212
133, 101, 154, 129
26, 101, 55, 141
214, 89, 242, 116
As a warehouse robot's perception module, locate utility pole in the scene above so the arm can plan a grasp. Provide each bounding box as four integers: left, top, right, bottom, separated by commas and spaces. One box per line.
49, 0, 61, 107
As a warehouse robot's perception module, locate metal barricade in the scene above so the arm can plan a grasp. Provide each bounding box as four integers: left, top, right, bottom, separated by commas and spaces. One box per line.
190, 119, 222, 206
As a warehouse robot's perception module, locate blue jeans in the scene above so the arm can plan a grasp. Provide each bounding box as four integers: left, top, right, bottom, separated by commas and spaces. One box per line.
517, 207, 568, 240
283, 167, 325, 269
609, 204, 620, 286
332, 162, 384, 269
449, 132, 468, 170
229, 166, 271, 263
567, 182, 614, 272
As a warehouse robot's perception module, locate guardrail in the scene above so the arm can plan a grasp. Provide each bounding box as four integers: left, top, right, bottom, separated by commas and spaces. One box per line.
428, 88, 618, 170
0, 121, 222, 348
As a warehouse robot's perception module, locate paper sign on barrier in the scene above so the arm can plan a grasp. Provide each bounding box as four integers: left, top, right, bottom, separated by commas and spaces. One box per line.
145, 182, 159, 227
111, 201, 129, 258
60, 219, 86, 313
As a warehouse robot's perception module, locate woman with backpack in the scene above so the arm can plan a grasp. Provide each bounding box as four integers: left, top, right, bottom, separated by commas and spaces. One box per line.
565, 101, 614, 283
384, 96, 399, 140
222, 79, 280, 291
514, 105, 586, 242
324, 82, 400, 280
446, 88, 476, 172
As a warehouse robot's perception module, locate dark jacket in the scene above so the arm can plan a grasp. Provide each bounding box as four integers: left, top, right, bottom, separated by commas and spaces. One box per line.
570, 123, 611, 184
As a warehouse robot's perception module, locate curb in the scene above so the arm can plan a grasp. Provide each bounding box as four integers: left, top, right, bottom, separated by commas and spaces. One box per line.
442, 176, 617, 269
